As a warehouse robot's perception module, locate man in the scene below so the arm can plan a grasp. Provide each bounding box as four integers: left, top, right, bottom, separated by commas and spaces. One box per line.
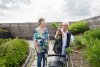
53, 22, 74, 55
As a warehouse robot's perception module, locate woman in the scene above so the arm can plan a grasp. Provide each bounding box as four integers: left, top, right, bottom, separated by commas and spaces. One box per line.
33, 18, 49, 67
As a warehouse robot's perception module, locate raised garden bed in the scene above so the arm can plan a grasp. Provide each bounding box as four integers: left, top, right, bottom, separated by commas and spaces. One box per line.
70, 48, 90, 67
0, 32, 13, 38
0, 28, 13, 39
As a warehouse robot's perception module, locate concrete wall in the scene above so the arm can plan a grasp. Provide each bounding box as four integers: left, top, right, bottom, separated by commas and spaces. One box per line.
83, 15, 100, 29
0, 23, 57, 40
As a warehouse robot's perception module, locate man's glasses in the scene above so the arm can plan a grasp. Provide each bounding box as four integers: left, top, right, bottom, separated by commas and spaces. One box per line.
62, 25, 68, 26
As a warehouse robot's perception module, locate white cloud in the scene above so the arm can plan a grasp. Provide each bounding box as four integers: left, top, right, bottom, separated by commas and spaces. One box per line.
90, 0, 100, 16
0, 0, 100, 23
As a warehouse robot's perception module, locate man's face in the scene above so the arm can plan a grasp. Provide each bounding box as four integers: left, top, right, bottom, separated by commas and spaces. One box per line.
62, 24, 68, 31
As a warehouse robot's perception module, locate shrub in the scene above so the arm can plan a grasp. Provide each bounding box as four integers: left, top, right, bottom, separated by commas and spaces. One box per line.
83, 28, 100, 67
69, 21, 89, 35
71, 28, 100, 67
83, 38, 100, 67
65, 47, 73, 54
84, 28, 100, 40
73, 36, 87, 49
0, 38, 29, 67
0, 38, 11, 45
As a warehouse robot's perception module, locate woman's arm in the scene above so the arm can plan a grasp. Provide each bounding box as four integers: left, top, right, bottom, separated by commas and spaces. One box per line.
33, 40, 40, 53
48, 34, 50, 44
33, 29, 40, 53
46, 28, 50, 45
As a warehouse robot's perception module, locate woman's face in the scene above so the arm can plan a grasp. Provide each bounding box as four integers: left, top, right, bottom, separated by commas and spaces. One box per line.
40, 21, 45, 28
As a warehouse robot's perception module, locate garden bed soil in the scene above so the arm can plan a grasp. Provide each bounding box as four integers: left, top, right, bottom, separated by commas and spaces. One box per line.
70, 48, 90, 67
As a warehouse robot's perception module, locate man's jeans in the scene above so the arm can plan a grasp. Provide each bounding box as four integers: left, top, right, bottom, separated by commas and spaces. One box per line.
37, 52, 45, 67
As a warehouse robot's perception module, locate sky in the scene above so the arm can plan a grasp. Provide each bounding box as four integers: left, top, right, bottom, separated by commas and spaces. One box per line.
0, 0, 100, 23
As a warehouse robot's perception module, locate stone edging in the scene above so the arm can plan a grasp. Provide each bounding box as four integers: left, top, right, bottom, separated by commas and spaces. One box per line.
22, 48, 32, 67
69, 54, 74, 67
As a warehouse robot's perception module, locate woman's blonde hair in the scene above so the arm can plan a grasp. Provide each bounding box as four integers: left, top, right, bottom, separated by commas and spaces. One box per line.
38, 18, 45, 25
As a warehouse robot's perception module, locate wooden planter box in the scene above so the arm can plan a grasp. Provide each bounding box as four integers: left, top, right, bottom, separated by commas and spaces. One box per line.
0, 32, 13, 39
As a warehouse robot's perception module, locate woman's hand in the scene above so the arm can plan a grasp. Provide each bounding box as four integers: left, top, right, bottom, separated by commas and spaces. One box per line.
36, 47, 40, 53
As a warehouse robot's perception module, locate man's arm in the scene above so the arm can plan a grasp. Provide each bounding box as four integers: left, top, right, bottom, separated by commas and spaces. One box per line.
55, 31, 59, 39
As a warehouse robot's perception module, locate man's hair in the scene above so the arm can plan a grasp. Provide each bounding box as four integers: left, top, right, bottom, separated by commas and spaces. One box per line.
62, 22, 69, 26
38, 18, 45, 25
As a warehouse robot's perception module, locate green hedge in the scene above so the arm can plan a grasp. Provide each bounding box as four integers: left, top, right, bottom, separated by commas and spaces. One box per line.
69, 21, 89, 35
72, 28, 100, 67
83, 28, 100, 67
0, 38, 29, 67
73, 36, 87, 49
83, 38, 100, 67
84, 28, 100, 40
0, 39, 11, 45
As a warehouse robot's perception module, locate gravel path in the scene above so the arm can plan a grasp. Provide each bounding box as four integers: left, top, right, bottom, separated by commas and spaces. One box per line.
28, 40, 55, 67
